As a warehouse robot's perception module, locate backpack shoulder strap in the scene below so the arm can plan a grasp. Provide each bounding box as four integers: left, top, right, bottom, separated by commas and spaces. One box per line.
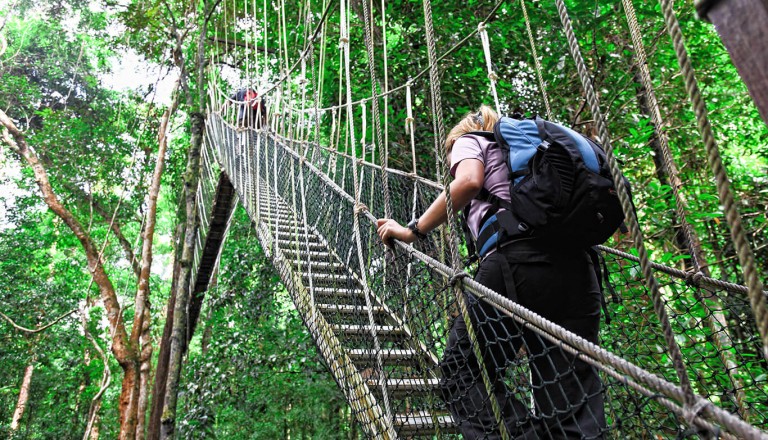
533, 116, 551, 144
466, 130, 495, 141
475, 188, 514, 212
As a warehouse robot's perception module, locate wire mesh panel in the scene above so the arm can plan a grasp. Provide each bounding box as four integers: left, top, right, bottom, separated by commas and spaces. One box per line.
600, 248, 768, 434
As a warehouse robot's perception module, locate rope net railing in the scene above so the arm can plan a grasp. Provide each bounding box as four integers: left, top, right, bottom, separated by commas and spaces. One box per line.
190, 0, 768, 438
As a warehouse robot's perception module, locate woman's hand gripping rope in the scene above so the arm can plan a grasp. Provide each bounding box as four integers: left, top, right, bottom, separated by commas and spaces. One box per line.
376, 219, 417, 248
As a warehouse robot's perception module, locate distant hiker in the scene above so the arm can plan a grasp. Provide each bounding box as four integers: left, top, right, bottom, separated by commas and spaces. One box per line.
229, 88, 267, 129
376, 105, 614, 439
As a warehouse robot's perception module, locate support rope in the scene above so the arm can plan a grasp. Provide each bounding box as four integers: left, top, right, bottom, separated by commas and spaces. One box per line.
553, 0, 697, 418
657, 0, 768, 362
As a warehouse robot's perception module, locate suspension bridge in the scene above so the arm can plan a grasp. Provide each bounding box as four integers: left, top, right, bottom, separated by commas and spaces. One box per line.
183, 0, 768, 438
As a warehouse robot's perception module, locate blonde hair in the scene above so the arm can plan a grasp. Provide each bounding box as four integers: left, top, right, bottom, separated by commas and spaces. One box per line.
445, 105, 499, 152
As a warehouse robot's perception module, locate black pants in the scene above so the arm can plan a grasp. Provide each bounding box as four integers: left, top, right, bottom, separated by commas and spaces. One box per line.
439, 243, 606, 439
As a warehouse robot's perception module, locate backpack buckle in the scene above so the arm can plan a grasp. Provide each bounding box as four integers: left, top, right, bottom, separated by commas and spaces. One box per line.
537, 140, 550, 152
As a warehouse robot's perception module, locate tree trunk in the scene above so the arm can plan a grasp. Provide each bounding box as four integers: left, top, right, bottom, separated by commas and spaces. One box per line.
159, 1, 210, 433
159, 111, 205, 439
136, 303, 153, 440
118, 360, 140, 438
147, 239, 182, 440
10, 361, 35, 432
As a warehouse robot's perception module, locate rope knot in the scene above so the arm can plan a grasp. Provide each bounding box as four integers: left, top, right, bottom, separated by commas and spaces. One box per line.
449, 271, 469, 286
685, 270, 704, 287
682, 399, 711, 427
354, 203, 368, 214
477, 22, 487, 32
488, 72, 499, 82
339, 37, 349, 45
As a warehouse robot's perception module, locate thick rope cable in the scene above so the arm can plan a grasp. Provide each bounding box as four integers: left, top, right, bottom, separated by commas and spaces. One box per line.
359, 0, 391, 219
477, 21, 501, 114
656, 0, 768, 362
553, 0, 698, 416
381, 0, 389, 197
620, 0, 749, 418
519, 0, 553, 120
620, 0, 703, 273
421, 0, 510, 437
597, 245, 768, 297
340, 0, 395, 432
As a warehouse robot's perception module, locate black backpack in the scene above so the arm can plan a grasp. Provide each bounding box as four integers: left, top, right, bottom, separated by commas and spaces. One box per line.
465, 116, 630, 258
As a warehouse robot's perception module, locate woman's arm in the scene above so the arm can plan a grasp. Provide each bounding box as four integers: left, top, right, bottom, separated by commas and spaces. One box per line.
376, 158, 484, 245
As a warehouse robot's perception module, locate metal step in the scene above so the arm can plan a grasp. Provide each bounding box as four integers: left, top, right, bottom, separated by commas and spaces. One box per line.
291, 260, 345, 272
276, 239, 326, 251
267, 222, 314, 233
280, 249, 332, 260
394, 412, 458, 435
259, 211, 298, 222
332, 324, 405, 338
303, 272, 351, 285
269, 231, 319, 240
256, 199, 294, 212
366, 378, 441, 396
316, 303, 387, 315
348, 348, 418, 365
312, 286, 364, 298
264, 224, 308, 234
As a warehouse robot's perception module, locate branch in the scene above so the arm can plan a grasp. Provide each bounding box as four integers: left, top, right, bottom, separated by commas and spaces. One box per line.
0, 109, 133, 364
0, 309, 77, 334
66, 186, 142, 278
130, 78, 182, 345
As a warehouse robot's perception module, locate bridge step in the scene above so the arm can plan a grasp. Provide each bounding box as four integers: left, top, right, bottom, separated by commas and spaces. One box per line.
331, 324, 405, 337
290, 260, 346, 272
366, 377, 441, 395
280, 249, 332, 260
301, 272, 354, 287
276, 239, 326, 251
348, 348, 417, 365
316, 303, 387, 315
260, 213, 299, 223
394, 412, 458, 435
258, 206, 298, 219
270, 232, 320, 241
312, 287, 364, 298
271, 224, 312, 232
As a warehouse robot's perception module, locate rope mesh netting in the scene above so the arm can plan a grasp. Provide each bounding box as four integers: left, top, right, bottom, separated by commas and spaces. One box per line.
186, 0, 768, 438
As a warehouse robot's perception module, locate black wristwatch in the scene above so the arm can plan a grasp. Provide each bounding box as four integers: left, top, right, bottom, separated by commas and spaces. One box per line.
406, 218, 428, 240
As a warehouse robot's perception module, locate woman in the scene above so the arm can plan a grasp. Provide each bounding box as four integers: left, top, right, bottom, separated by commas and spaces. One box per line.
376, 105, 606, 439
